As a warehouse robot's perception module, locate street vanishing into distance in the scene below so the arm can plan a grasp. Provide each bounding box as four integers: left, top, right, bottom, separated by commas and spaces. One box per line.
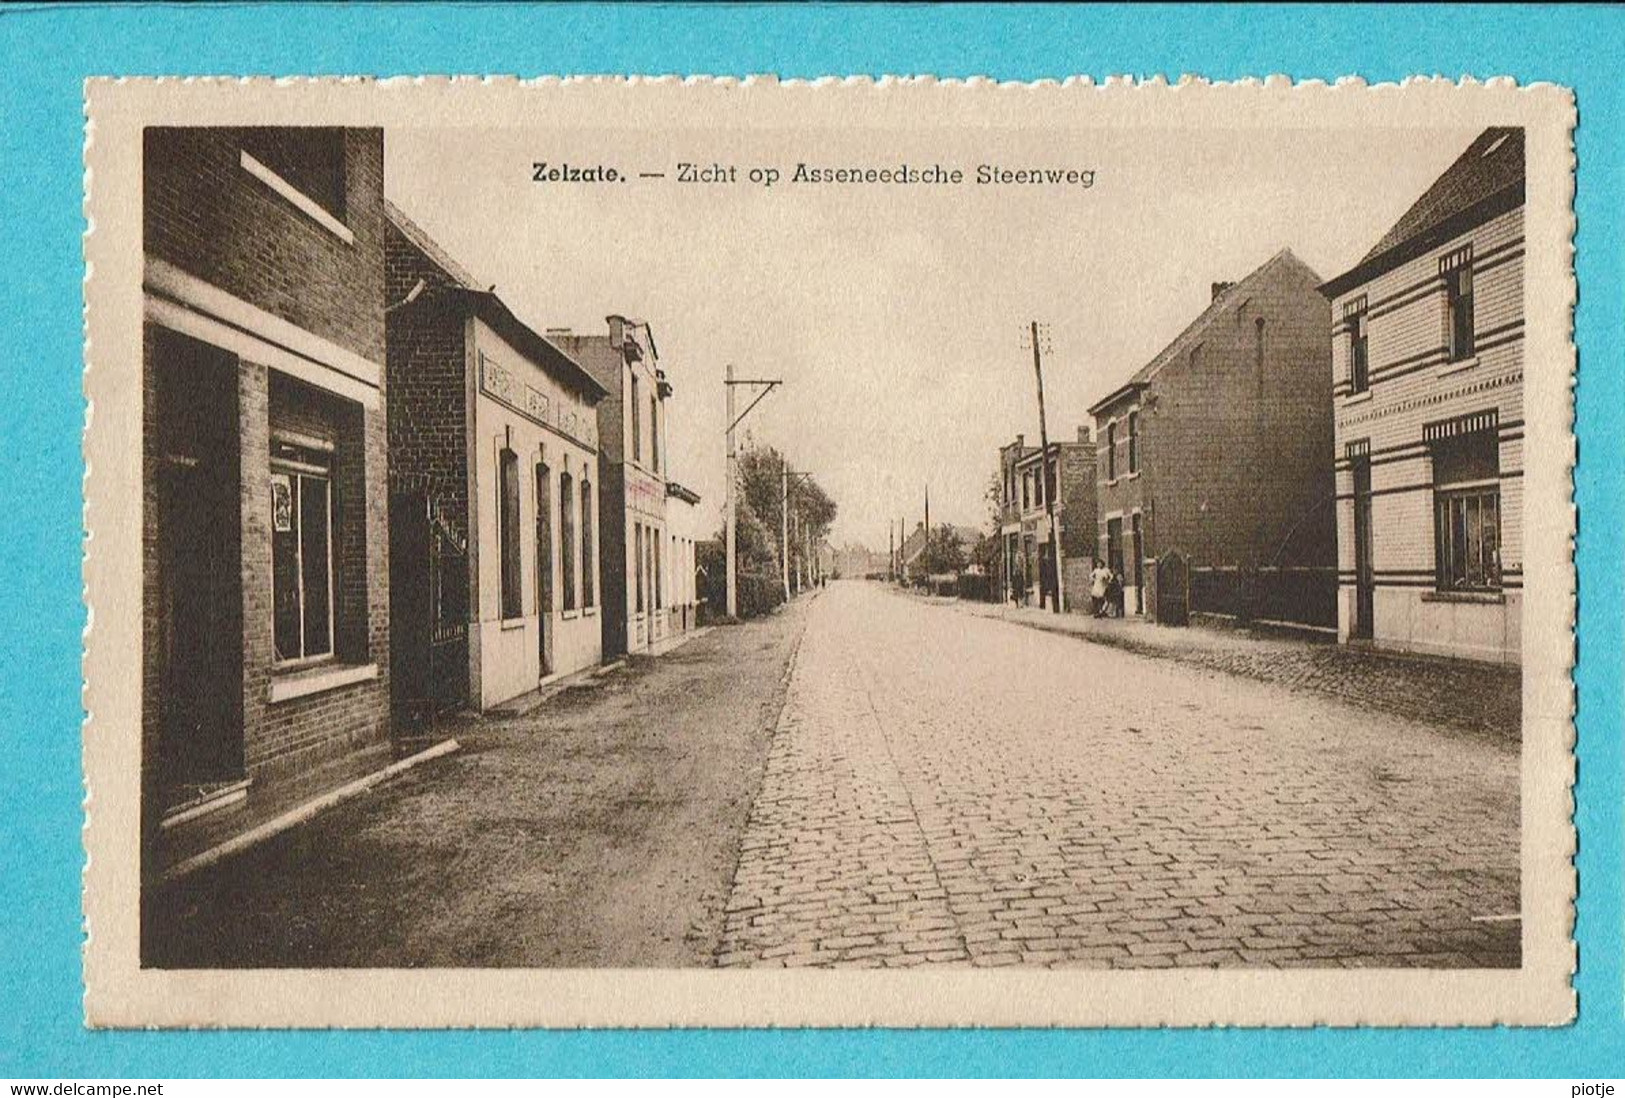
149, 581, 1519, 970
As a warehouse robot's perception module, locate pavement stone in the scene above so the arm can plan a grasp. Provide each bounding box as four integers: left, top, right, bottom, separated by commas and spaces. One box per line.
715, 582, 1520, 970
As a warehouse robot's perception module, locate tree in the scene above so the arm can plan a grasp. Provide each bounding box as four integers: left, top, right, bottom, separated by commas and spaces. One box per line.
909, 525, 967, 579
724, 434, 839, 590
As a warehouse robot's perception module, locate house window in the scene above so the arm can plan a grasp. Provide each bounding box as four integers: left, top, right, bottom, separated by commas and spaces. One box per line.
655, 531, 664, 610
635, 523, 645, 613
560, 472, 577, 611
630, 374, 642, 464
1346, 298, 1370, 393
1021, 472, 1031, 510
650, 394, 661, 472
1443, 247, 1475, 361
1431, 426, 1500, 591
240, 127, 347, 221
1127, 412, 1139, 474
580, 476, 595, 608
271, 441, 335, 664
1106, 422, 1118, 480
497, 447, 522, 621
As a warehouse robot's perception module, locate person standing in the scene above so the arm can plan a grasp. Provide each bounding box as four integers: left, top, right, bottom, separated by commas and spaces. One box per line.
1089, 557, 1112, 618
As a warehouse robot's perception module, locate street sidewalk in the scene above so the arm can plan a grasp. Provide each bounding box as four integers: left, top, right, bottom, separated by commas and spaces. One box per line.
142, 601, 809, 968
941, 594, 1520, 740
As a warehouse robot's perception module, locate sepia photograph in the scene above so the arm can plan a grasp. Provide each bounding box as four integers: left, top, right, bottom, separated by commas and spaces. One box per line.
82, 77, 1575, 1028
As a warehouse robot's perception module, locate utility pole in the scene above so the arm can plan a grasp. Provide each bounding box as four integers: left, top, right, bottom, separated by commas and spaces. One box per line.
1029, 320, 1065, 614
888, 522, 895, 581
723, 367, 781, 618
780, 466, 816, 600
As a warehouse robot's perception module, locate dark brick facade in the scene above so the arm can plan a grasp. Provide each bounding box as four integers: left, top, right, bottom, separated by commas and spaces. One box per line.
142, 126, 391, 874
384, 220, 472, 542
1093, 251, 1334, 617
145, 128, 387, 365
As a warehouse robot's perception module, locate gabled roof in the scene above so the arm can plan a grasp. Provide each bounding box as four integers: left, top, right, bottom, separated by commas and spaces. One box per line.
1089, 248, 1323, 416
1321, 127, 1525, 299
384, 200, 607, 401
384, 198, 483, 290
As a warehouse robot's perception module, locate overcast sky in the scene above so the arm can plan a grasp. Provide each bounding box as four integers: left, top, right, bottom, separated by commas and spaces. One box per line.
386, 123, 1480, 550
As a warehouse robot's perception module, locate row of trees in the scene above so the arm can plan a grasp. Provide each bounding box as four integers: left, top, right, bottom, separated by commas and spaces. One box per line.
698, 435, 838, 620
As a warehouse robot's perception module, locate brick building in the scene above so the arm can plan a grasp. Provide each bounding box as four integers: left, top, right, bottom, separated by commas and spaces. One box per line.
548, 318, 678, 659
384, 202, 608, 714
1088, 249, 1335, 625
142, 127, 392, 867
1319, 128, 1524, 663
994, 435, 1037, 603
996, 429, 1097, 610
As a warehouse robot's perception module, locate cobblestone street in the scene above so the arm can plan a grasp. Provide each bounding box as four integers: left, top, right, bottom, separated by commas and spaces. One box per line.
718, 581, 1520, 969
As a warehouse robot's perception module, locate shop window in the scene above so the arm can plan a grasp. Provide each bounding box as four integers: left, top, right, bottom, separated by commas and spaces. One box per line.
240, 127, 346, 222
1442, 247, 1476, 362
271, 440, 334, 664
498, 447, 522, 621
581, 477, 595, 609
560, 472, 577, 611
1431, 427, 1500, 591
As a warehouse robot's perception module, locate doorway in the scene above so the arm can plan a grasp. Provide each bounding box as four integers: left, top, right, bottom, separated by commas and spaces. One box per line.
1130, 512, 1145, 616
151, 330, 243, 810
1352, 456, 1374, 640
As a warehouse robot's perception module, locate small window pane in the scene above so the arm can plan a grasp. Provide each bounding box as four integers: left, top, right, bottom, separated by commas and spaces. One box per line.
299, 475, 332, 657
272, 475, 302, 661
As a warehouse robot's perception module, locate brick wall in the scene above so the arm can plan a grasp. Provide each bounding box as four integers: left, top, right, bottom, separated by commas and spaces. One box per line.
143, 126, 392, 847
1058, 441, 1098, 560
384, 222, 471, 542
1152, 261, 1334, 570
1329, 205, 1524, 661
144, 128, 387, 365
242, 369, 391, 784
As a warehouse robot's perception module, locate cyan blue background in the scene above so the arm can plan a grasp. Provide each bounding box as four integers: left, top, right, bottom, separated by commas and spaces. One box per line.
0, 2, 1617, 1078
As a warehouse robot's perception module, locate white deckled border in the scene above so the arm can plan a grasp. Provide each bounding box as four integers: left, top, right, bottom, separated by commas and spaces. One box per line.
82, 74, 1577, 1031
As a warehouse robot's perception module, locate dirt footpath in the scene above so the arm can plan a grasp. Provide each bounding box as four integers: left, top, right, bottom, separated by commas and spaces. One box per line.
144, 602, 809, 968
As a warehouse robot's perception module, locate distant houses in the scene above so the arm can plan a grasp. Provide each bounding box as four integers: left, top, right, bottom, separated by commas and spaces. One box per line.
994, 428, 1097, 610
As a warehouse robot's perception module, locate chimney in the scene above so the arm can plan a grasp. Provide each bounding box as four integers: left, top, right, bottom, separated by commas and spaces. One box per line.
1077, 424, 1091, 443
1015, 433, 1025, 451
1211, 281, 1235, 302
606, 314, 628, 346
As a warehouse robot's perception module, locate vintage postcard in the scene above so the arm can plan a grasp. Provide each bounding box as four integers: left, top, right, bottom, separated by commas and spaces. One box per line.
83, 76, 1575, 1028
